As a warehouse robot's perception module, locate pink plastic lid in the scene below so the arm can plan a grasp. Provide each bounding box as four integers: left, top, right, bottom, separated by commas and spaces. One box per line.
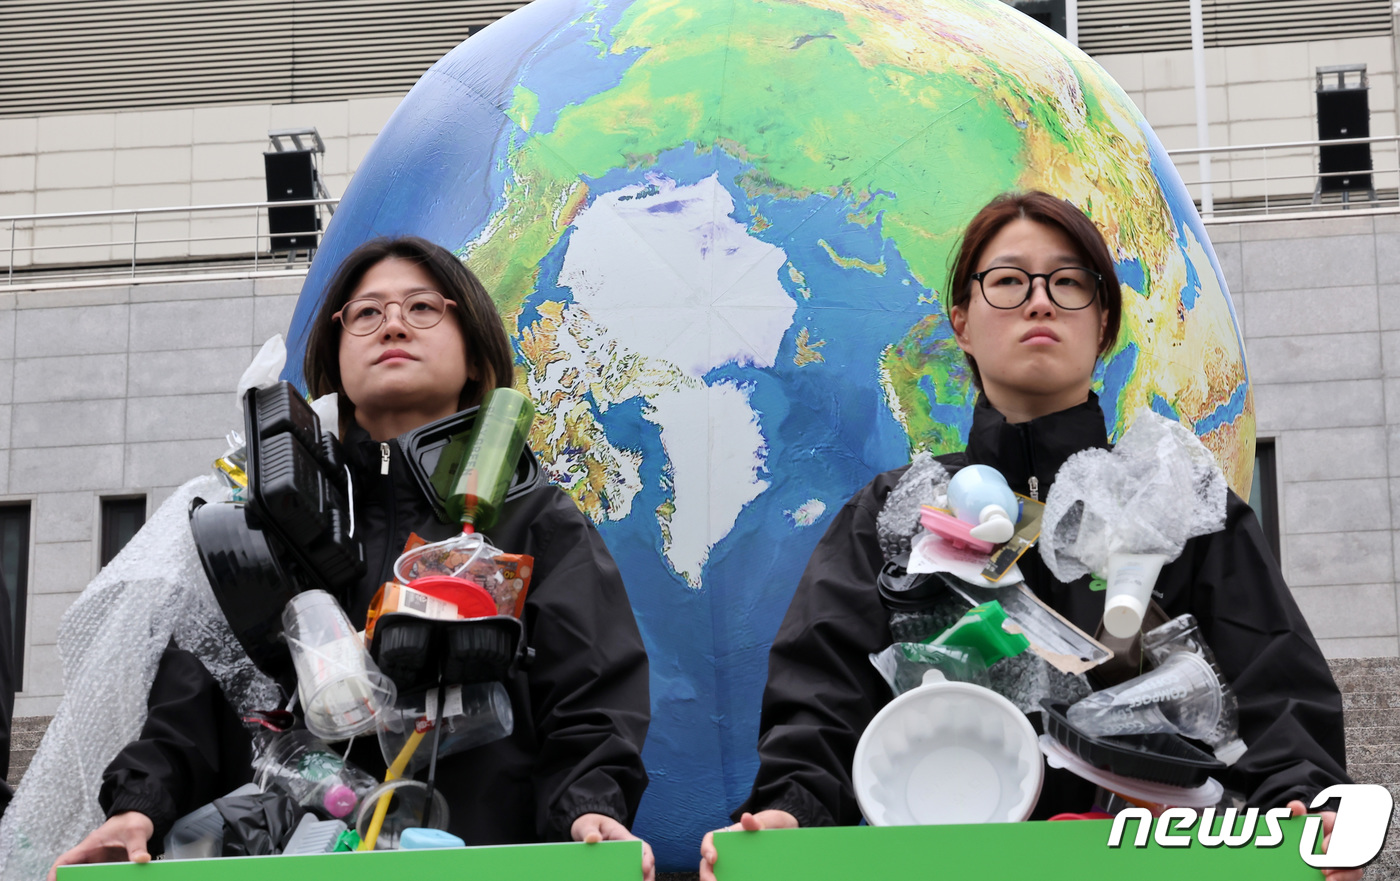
323, 784, 358, 818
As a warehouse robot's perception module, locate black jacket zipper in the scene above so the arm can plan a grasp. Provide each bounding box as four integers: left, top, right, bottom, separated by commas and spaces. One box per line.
1019, 423, 1040, 500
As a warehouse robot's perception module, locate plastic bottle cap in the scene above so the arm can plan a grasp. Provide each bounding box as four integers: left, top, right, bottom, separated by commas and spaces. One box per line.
1213, 738, 1247, 766
323, 784, 358, 818
1103, 594, 1147, 639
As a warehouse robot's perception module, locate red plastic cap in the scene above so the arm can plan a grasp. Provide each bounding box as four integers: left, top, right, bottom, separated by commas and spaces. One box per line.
408, 575, 498, 618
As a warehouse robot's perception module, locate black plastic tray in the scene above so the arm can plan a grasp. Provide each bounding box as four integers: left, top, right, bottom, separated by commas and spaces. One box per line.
1040, 699, 1226, 788
399, 407, 543, 526
370, 613, 526, 693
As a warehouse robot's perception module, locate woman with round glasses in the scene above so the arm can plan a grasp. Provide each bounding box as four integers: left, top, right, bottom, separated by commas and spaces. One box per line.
52, 238, 655, 879
702, 191, 1352, 880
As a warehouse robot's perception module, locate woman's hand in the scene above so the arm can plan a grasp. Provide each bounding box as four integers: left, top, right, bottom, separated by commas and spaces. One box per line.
699, 810, 798, 881
48, 811, 155, 881
1288, 800, 1365, 881
571, 812, 655, 881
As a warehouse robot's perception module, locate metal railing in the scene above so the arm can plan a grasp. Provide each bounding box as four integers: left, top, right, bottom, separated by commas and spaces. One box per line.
2, 197, 339, 290
1166, 134, 1400, 222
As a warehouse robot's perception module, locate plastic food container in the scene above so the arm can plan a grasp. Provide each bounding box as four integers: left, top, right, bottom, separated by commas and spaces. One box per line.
1040, 699, 1225, 788
1039, 734, 1223, 808
853, 673, 1043, 825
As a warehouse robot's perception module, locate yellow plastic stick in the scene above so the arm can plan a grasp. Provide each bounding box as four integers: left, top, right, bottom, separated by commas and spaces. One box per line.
357, 726, 427, 851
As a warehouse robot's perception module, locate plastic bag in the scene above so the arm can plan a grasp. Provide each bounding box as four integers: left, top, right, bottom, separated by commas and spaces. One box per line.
394, 532, 529, 618
870, 642, 991, 695
213, 790, 304, 857
1039, 409, 1227, 582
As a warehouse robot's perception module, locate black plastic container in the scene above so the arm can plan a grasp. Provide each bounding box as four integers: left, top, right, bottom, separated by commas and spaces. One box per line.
398, 407, 542, 526
875, 561, 951, 612
370, 614, 526, 694
1040, 699, 1225, 788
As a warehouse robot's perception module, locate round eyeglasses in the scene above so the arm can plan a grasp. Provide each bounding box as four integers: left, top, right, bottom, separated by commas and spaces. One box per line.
333, 291, 455, 336
969, 266, 1102, 310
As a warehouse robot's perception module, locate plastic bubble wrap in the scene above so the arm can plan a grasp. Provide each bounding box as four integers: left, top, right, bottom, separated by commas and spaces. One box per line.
0, 476, 280, 880
1039, 409, 1228, 582
875, 452, 949, 561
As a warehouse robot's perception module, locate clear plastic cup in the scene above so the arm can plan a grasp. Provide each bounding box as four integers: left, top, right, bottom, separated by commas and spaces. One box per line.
1066, 650, 1222, 740
283, 590, 396, 741
376, 682, 514, 774
355, 779, 451, 850
253, 729, 379, 819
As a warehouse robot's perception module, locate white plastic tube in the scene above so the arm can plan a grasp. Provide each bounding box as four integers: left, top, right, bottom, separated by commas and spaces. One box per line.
1103, 552, 1167, 638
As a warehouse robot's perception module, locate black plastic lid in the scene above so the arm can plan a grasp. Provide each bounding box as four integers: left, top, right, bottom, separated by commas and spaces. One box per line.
398, 407, 544, 526
1040, 699, 1226, 788
876, 561, 951, 612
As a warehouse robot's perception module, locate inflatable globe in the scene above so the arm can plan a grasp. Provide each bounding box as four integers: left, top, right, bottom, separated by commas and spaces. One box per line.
285, 0, 1251, 865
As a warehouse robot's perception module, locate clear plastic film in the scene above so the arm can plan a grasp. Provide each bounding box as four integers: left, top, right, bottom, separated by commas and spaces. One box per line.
869, 642, 991, 695
1038, 409, 1228, 583
875, 452, 949, 560
0, 476, 280, 880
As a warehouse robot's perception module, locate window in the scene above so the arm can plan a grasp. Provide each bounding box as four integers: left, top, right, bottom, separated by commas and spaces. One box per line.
0, 505, 30, 685
1248, 439, 1279, 561
100, 497, 147, 568
1004, 0, 1066, 37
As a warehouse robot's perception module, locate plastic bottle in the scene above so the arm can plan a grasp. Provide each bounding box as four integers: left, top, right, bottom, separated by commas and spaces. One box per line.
254, 730, 379, 819
1142, 613, 1247, 764
436, 388, 536, 530
1066, 650, 1223, 741
947, 465, 1019, 543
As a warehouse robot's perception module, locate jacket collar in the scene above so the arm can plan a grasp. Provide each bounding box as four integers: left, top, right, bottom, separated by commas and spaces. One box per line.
963, 391, 1110, 499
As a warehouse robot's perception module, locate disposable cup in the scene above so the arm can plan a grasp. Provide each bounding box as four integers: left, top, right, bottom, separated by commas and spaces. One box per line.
853, 675, 1042, 826
355, 779, 451, 850
1102, 553, 1167, 638
1066, 650, 1222, 740
377, 682, 514, 773
283, 590, 396, 741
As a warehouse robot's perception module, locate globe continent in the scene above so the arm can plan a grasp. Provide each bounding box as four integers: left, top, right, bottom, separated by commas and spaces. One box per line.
286, 0, 1251, 865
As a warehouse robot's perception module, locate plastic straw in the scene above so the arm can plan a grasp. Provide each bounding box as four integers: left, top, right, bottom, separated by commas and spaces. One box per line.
357, 727, 426, 851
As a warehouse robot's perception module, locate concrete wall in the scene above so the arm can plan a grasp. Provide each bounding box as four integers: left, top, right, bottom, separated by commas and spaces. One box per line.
1096, 35, 1400, 205
0, 276, 304, 716
0, 96, 406, 267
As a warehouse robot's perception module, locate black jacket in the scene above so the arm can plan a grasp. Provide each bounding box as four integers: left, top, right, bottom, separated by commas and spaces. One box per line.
101, 421, 650, 848
738, 393, 1349, 825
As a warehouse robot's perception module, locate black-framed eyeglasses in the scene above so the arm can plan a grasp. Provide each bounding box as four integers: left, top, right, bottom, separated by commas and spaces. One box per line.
333, 291, 456, 336
970, 266, 1102, 310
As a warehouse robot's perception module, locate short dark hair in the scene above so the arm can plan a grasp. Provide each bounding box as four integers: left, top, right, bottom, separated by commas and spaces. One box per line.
302, 236, 517, 435
945, 191, 1122, 389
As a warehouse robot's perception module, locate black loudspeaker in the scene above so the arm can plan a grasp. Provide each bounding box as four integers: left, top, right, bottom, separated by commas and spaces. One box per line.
1317, 88, 1372, 193
264, 150, 320, 251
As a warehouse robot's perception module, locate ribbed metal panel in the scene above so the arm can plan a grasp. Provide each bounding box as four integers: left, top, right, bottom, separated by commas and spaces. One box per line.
1080, 0, 1393, 55
0, 1, 531, 117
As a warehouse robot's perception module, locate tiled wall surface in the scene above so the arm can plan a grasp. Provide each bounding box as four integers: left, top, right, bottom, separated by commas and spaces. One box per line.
0, 96, 406, 266
0, 277, 303, 715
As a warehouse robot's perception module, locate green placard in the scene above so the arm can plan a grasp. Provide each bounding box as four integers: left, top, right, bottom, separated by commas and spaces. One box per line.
58, 840, 643, 880
713, 820, 1324, 881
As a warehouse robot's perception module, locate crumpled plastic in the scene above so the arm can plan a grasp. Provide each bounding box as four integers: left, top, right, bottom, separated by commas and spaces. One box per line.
1038, 409, 1228, 582
875, 451, 949, 561
394, 532, 523, 618
0, 476, 281, 880
869, 642, 991, 695
236, 334, 287, 406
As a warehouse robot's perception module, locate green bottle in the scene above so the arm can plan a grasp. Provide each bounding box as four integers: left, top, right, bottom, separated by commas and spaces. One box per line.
435, 388, 536, 530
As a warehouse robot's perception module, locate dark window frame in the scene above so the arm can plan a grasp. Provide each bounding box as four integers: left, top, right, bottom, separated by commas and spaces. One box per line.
100, 496, 148, 569
0, 504, 31, 687
1249, 439, 1280, 561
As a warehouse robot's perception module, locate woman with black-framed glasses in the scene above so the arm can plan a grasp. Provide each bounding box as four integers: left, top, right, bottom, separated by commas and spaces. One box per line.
703, 191, 1351, 881
53, 237, 655, 880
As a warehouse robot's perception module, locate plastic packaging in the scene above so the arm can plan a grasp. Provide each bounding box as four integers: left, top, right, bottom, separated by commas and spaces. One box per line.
433, 388, 536, 529
1066, 650, 1224, 743
1040, 700, 1224, 788
947, 465, 1019, 544
1038, 409, 1228, 584
869, 642, 991, 695
164, 784, 259, 859
1102, 552, 1167, 638
931, 601, 1031, 666
399, 828, 466, 850
354, 779, 451, 850
213, 790, 304, 857
875, 452, 949, 560
1143, 614, 1247, 764
854, 675, 1044, 825
281, 814, 348, 856
1039, 734, 1224, 808
254, 730, 380, 819
283, 590, 396, 741
394, 533, 530, 619
376, 683, 515, 774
